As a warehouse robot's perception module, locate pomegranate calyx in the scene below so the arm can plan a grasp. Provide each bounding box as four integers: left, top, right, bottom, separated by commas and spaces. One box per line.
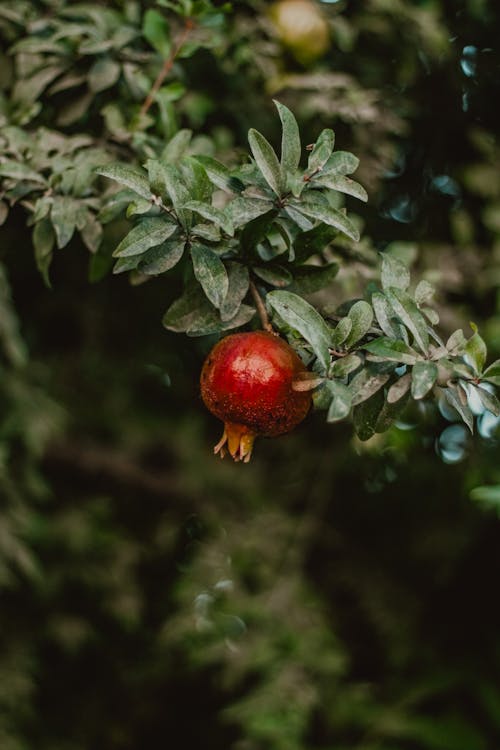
214, 422, 256, 463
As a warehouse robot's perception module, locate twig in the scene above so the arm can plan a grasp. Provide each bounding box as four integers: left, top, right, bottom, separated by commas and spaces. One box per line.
139, 17, 195, 120
249, 279, 274, 333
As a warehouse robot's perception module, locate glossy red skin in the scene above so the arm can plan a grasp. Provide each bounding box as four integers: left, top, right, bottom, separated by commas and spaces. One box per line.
200, 331, 311, 437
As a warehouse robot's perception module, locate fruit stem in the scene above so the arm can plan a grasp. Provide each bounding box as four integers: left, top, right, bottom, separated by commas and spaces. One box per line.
249, 279, 274, 333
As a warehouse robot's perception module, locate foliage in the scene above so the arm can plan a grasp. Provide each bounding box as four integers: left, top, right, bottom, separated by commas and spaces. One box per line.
1, 1, 500, 749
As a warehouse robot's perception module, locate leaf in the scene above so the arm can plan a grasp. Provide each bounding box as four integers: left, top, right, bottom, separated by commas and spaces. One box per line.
192, 155, 242, 192
465, 323, 487, 374
415, 279, 435, 306
161, 129, 192, 163
163, 283, 254, 335
331, 317, 352, 348
295, 201, 360, 242
343, 301, 373, 348
248, 128, 282, 195
88, 57, 121, 92
330, 353, 362, 378
473, 385, 500, 416
290, 262, 339, 294
51, 196, 80, 249
33, 218, 55, 287
386, 288, 429, 353
96, 164, 152, 201
364, 337, 420, 365
143, 8, 171, 56
191, 244, 229, 309
411, 360, 438, 399
372, 292, 400, 338
381, 253, 411, 291
220, 263, 250, 322
387, 372, 412, 403
267, 290, 332, 371
254, 265, 292, 288
323, 150, 360, 175
274, 100, 301, 176
226, 197, 275, 228
113, 218, 177, 257
349, 368, 391, 406
307, 129, 335, 173
138, 237, 185, 274
353, 390, 385, 440
0, 160, 45, 184
183, 200, 234, 235
326, 380, 352, 422
443, 385, 474, 433
483, 359, 500, 386
293, 224, 338, 263
312, 174, 368, 202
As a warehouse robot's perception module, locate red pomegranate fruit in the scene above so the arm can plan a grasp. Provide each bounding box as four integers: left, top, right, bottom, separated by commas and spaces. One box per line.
200, 331, 312, 462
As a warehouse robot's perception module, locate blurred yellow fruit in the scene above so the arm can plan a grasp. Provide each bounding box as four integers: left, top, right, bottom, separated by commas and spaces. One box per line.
269, 0, 330, 65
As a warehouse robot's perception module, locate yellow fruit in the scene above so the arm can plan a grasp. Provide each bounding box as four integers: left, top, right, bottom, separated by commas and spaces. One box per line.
269, 0, 330, 65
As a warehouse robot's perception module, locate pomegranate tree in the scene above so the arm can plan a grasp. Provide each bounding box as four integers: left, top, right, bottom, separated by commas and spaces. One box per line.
200, 331, 312, 462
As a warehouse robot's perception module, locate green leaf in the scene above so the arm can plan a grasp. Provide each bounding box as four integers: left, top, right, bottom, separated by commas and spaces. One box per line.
307, 129, 335, 173
415, 279, 435, 306
161, 129, 192, 163
387, 372, 412, 403
138, 237, 185, 275
411, 360, 438, 399
353, 390, 385, 440
274, 100, 301, 176
443, 385, 474, 433
143, 8, 171, 56
226, 197, 275, 228
295, 201, 360, 242
51, 196, 80, 249
160, 163, 192, 229
330, 317, 352, 348
113, 218, 177, 257
343, 301, 373, 348
483, 358, 500, 386
323, 151, 359, 175
220, 262, 250, 322
330, 353, 362, 379
326, 380, 352, 422
290, 262, 339, 294
192, 155, 241, 192
470, 484, 500, 511
163, 283, 254, 335
0, 160, 45, 184
364, 337, 420, 365
473, 385, 500, 416
386, 287, 429, 353
33, 218, 55, 287
465, 323, 487, 374
446, 329, 467, 354
183, 200, 234, 235
381, 253, 410, 292
267, 290, 331, 371
191, 244, 229, 309
293, 224, 338, 263
248, 128, 282, 195
311, 174, 368, 202
88, 57, 121, 92
96, 164, 152, 201
349, 368, 391, 406
372, 292, 400, 338
254, 265, 292, 288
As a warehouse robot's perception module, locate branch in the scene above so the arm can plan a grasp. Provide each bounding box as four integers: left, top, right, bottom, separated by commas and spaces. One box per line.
249, 279, 274, 333
139, 18, 195, 120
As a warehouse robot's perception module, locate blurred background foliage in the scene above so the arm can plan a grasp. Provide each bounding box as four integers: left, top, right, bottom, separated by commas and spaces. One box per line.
1, 0, 500, 748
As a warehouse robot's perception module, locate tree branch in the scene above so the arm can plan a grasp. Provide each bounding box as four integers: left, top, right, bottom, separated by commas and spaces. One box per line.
249, 279, 274, 333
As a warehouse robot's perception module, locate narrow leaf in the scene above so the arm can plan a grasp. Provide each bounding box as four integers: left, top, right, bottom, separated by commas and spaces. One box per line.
411, 360, 438, 399
191, 244, 229, 309
290, 263, 339, 294
364, 337, 420, 365
296, 202, 360, 242
326, 380, 352, 422
307, 129, 335, 174
312, 174, 368, 202
483, 358, 500, 386
113, 218, 177, 257
473, 385, 500, 416
96, 164, 152, 201
372, 292, 400, 338
183, 200, 234, 235
220, 263, 250, 322
381, 253, 410, 291
274, 100, 301, 176
323, 151, 359, 175
387, 373, 412, 403
343, 301, 373, 349
267, 290, 331, 371
386, 287, 430, 353
192, 155, 242, 193
254, 265, 292, 288
349, 368, 391, 406
443, 385, 474, 433
226, 197, 275, 228
465, 323, 487, 374
248, 128, 282, 195
138, 237, 184, 274
330, 353, 362, 378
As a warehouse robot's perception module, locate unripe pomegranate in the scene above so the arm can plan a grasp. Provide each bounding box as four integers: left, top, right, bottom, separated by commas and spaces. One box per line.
200, 331, 312, 462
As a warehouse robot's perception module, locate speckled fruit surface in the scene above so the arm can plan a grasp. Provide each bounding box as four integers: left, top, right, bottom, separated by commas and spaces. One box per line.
200, 331, 311, 461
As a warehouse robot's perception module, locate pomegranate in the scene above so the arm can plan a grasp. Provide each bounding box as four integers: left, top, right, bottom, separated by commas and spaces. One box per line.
200, 331, 311, 462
